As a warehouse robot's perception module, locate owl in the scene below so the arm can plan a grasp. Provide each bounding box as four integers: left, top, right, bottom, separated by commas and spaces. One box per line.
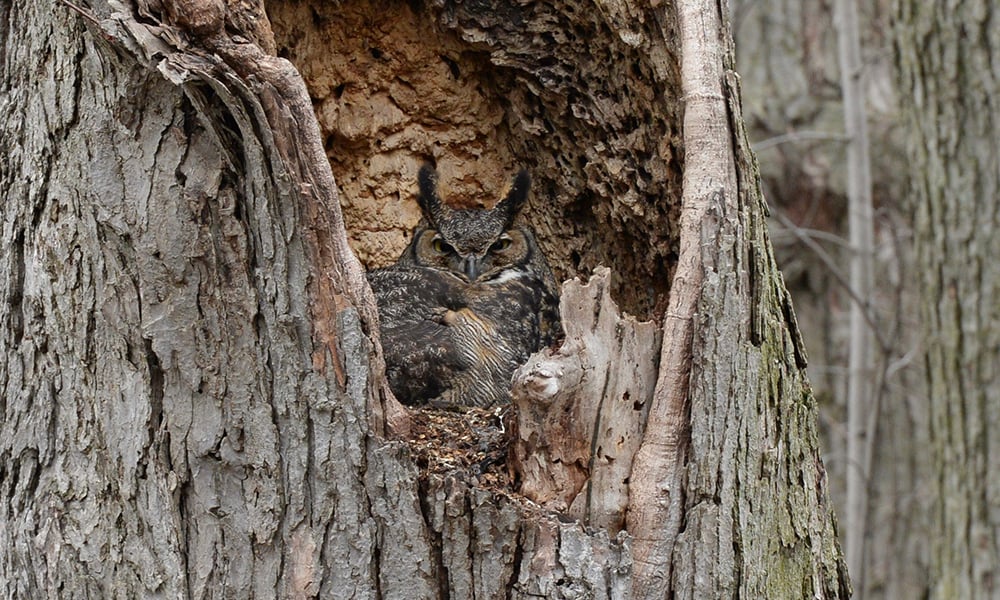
367, 165, 561, 408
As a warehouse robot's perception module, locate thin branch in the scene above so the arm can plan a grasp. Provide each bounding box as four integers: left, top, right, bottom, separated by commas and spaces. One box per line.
771, 206, 890, 353
57, 0, 102, 27
836, 0, 877, 591
770, 224, 853, 248
753, 130, 851, 151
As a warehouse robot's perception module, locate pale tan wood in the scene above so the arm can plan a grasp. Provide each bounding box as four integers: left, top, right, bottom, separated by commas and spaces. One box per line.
511, 266, 660, 532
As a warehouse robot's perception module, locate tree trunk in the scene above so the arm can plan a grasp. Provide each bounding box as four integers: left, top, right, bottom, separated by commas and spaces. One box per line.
734, 2, 934, 597
834, 0, 876, 589
0, 0, 847, 597
894, 2, 1000, 597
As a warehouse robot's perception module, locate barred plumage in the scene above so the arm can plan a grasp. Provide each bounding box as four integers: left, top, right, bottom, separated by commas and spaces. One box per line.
367, 165, 561, 408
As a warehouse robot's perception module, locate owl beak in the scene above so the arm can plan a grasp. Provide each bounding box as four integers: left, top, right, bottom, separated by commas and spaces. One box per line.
462, 256, 481, 281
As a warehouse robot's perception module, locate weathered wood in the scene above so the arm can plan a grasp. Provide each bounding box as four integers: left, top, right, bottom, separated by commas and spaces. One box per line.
628, 2, 850, 598
626, 2, 735, 595
511, 267, 660, 532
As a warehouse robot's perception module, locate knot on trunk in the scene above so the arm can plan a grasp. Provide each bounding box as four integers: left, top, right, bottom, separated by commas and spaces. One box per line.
509, 266, 661, 532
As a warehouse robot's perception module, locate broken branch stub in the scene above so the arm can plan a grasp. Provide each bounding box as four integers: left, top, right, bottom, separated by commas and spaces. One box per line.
510, 266, 661, 532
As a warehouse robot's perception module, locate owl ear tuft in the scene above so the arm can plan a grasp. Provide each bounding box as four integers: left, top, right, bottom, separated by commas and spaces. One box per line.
497, 170, 530, 227
417, 164, 446, 227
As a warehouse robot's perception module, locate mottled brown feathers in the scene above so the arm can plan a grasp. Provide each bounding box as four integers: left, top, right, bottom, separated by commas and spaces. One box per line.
368, 166, 561, 408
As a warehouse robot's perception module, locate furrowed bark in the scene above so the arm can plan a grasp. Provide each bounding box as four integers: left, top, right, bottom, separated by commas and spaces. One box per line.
894, 2, 1000, 597
628, 2, 850, 598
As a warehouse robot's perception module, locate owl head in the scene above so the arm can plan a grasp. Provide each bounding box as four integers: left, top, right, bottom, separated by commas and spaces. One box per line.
406, 165, 536, 282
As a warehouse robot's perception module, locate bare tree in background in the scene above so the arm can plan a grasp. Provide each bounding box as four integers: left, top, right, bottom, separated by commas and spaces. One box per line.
834, 0, 876, 591
0, 0, 848, 597
894, 2, 1000, 598
734, 0, 941, 596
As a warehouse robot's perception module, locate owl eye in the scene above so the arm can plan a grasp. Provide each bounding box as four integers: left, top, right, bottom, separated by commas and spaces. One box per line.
490, 236, 513, 253
431, 237, 453, 254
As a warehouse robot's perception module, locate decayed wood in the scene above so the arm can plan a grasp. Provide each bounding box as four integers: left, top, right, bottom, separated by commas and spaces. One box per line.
280, 0, 685, 320
510, 266, 660, 532
0, 1, 636, 597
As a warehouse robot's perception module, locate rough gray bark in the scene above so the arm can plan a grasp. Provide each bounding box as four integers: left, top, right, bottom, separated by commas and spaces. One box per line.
0, 1, 626, 597
626, 2, 848, 597
0, 2, 385, 596
894, 2, 1000, 598
734, 1, 933, 597
0, 0, 846, 598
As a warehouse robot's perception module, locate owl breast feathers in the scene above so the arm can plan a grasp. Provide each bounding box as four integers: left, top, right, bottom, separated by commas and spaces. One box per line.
367, 166, 562, 408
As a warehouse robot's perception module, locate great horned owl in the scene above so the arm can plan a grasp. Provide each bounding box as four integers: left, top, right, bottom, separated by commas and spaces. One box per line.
368, 165, 561, 408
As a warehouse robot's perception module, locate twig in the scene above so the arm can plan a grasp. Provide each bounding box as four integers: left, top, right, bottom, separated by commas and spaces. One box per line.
770, 206, 890, 353
753, 130, 851, 151
57, 0, 101, 27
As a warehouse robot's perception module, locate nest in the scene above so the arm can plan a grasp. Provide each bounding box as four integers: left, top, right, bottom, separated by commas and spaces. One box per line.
407, 405, 513, 490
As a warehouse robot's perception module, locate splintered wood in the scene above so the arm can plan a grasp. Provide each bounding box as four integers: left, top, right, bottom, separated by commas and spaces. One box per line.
510, 266, 661, 532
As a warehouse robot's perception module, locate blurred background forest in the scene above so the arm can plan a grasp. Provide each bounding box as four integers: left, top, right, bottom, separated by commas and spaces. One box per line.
735, 1, 975, 598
